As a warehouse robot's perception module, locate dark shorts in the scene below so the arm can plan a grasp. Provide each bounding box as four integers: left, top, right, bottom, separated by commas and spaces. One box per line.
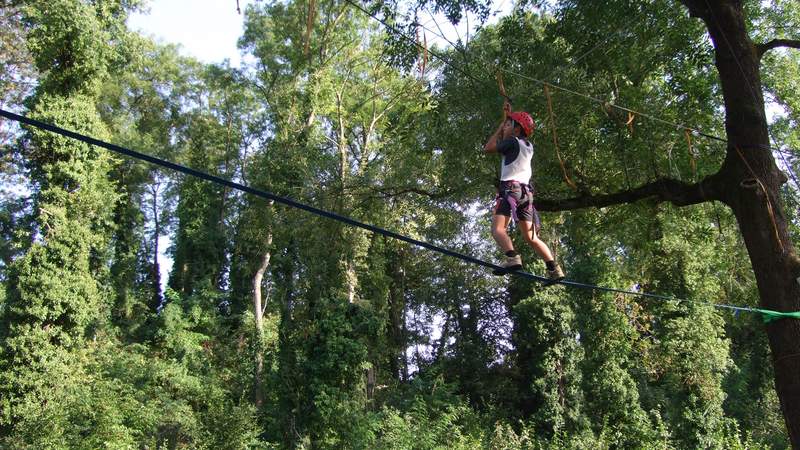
493, 181, 540, 226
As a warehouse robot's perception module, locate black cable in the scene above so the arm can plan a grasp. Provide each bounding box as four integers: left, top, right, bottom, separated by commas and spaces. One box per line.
0, 108, 537, 277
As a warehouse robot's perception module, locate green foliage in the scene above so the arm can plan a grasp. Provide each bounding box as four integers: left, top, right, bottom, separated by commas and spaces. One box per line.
1, 0, 796, 448
273, 295, 379, 447
20, 0, 137, 96
508, 285, 587, 435
375, 400, 484, 449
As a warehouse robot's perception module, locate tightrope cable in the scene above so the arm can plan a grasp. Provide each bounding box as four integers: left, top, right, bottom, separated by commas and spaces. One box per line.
3, 108, 795, 322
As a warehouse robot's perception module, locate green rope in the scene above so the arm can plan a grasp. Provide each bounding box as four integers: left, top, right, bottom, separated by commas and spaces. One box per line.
756, 309, 800, 323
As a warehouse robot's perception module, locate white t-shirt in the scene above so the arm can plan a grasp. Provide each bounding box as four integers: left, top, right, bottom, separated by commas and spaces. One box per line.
498, 137, 533, 184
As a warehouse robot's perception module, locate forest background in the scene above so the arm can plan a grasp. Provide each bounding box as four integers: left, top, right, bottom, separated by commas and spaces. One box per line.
1, 0, 799, 448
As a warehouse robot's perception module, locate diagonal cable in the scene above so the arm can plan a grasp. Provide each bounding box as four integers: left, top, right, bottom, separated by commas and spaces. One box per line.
3, 107, 795, 322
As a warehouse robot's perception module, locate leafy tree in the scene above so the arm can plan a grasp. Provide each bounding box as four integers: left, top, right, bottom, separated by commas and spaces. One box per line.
2, 0, 798, 448
0, 0, 136, 444
374, 0, 800, 443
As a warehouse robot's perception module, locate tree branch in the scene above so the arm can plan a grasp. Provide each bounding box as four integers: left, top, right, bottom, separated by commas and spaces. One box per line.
368, 185, 455, 200
535, 177, 719, 212
677, 0, 708, 19
757, 39, 800, 59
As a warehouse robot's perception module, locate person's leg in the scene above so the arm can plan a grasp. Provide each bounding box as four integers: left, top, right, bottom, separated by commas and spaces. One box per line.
519, 220, 564, 279
518, 220, 554, 261
491, 213, 522, 271
491, 214, 514, 252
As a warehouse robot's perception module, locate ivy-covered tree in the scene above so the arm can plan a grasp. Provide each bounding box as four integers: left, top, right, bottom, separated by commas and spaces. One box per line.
0, 0, 130, 442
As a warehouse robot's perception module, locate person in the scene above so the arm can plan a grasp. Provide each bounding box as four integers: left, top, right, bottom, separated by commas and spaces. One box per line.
483, 100, 565, 280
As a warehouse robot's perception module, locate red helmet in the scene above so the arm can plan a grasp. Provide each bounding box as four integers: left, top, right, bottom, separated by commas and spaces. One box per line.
508, 111, 535, 137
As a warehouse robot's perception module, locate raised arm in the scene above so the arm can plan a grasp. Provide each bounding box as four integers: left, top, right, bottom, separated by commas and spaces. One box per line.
484, 100, 512, 153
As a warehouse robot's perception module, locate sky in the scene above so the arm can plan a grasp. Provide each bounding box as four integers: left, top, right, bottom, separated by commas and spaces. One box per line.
128, 0, 255, 67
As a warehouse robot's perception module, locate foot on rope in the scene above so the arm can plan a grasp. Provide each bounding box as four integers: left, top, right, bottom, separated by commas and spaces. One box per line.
492, 254, 523, 276
541, 263, 565, 286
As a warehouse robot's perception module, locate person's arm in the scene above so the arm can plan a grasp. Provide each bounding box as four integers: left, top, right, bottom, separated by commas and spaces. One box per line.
483, 121, 505, 153
483, 100, 512, 153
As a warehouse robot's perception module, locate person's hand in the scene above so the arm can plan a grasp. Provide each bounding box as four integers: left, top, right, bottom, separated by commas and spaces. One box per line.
503, 99, 512, 118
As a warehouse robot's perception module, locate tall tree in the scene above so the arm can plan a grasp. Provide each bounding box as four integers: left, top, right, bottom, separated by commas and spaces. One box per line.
538, 1, 800, 443
238, 0, 434, 444
379, 0, 800, 442
0, 0, 134, 442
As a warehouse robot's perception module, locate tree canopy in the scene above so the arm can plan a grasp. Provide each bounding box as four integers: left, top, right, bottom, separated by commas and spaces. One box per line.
1, 0, 798, 448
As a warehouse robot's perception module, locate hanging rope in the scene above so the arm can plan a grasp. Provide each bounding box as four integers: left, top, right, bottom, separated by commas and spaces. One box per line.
2, 107, 796, 323
734, 145, 785, 254
418, 27, 428, 78
626, 111, 635, 136
495, 70, 512, 105
543, 83, 577, 191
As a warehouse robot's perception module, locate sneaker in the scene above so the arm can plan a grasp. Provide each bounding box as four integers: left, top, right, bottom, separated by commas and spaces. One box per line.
501, 254, 523, 271
547, 263, 565, 281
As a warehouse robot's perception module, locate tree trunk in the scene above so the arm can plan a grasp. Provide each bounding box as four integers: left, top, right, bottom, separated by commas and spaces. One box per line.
253, 232, 273, 409
336, 90, 348, 190
150, 181, 162, 312
388, 255, 406, 380
681, 1, 800, 445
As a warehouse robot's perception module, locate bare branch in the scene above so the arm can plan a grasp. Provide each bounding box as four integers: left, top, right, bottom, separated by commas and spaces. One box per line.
369, 185, 455, 200
535, 177, 719, 212
757, 39, 800, 59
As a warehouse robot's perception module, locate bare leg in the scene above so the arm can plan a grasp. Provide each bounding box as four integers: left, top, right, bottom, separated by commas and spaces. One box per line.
519, 220, 555, 261
491, 214, 514, 252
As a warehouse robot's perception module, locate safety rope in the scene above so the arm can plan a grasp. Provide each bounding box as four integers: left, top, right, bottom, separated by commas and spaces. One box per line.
685, 129, 697, 181
543, 83, 578, 191
2, 107, 795, 323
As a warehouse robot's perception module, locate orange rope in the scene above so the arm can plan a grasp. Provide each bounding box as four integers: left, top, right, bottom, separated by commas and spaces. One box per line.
734, 145, 784, 253
544, 84, 577, 191
420, 29, 428, 77
626, 112, 635, 135
495, 70, 512, 119
496, 71, 507, 99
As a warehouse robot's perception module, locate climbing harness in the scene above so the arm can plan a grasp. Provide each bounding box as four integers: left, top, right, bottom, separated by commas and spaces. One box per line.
495, 180, 539, 226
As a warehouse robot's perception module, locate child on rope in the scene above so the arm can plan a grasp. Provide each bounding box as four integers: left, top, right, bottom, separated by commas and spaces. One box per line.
483, 99, 565, 280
